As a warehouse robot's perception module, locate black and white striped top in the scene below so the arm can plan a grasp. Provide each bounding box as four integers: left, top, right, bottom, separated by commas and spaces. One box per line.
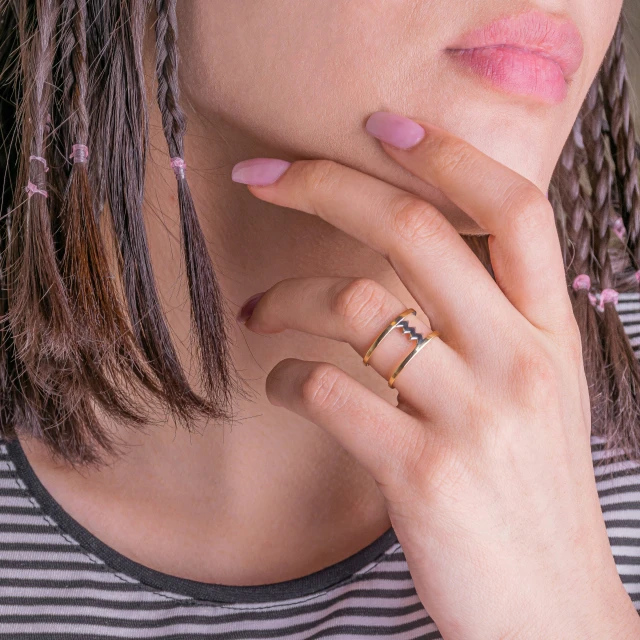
2, 293, 640, 639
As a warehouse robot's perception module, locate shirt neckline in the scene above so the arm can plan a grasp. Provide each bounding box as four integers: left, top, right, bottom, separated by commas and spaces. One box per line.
4, 436, 399, 604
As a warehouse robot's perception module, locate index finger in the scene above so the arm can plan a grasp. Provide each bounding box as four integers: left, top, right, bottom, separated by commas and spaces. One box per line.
367, 113, 572, 335
233, 156, 508, 354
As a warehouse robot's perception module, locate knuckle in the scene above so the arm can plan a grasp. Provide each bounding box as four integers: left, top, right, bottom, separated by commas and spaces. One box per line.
404, 436, 470, 505
301, 159, 342, 201
509, 342, 560, 408
331, 278, 391, 332
505, 185, 555, 236
299, 363, 349, 414
389, 195, 448, 249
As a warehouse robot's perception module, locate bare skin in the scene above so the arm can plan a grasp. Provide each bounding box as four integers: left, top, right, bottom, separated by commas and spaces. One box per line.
17, 3, 630, 625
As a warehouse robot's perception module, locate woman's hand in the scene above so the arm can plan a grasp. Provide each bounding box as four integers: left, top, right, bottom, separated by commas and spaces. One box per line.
231, 112, 640, 640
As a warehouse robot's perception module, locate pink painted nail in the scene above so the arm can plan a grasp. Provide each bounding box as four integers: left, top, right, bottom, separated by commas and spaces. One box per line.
231, 158, 291, 186
236, 292, 266, 323
365, 112, 426, 150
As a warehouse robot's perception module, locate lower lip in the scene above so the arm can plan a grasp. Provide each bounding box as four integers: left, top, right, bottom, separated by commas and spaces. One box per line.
446, 45, 568, 104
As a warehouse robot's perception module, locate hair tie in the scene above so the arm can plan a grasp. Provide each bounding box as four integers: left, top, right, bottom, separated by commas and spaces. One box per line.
25, 181, 48, 198
612, 217, 626, 241
635, 270, 640, 284
170, 156, 186, 180
572, 274, 591, 291
29, 155, 49, 172
598, 288, 619, 311
69, 144, 89, 164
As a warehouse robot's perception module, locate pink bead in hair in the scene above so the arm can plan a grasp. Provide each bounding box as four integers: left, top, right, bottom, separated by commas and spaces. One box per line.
598, 288, 619, 311
572, 274, 591, 291
170, 157, 186, 180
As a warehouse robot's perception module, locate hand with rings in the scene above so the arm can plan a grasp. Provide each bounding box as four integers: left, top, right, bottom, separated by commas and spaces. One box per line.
232, 112, 640, 639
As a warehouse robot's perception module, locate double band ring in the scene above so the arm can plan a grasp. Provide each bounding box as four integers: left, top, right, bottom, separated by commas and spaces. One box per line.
363, 308, 440, 388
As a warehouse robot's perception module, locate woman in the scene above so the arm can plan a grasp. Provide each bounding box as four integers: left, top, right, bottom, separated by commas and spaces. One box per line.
1, 0, 640, 637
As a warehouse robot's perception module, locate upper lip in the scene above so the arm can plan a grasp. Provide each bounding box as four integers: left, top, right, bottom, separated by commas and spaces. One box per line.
444, 10, 584, 80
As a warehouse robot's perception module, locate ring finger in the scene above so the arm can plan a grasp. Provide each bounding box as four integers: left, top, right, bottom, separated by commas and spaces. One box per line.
240, 275, 467, 417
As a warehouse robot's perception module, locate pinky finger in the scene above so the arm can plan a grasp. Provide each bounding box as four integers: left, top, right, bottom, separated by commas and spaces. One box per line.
266, 357, 430, 490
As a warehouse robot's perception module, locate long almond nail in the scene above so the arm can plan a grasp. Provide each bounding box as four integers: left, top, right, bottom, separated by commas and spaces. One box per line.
365, 111, 426, 150
231, 159, 291, 186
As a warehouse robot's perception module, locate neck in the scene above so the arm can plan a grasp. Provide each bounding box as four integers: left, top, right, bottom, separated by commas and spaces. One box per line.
16, 99, 434, 586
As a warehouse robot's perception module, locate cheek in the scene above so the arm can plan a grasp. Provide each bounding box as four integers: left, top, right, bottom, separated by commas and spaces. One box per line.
577, 2, 623, 85
174, 0, 447, 161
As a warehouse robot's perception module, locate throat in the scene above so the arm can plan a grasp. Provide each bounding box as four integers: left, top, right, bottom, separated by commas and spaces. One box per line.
15, 421, 391, 586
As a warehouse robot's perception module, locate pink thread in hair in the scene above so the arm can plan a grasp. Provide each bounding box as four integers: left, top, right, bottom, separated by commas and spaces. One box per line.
635, 270, 640, 283
588, 292, 597, 307
598, 288, 619, 311
29, 155, 49, 172
25, 181, 48, 198
170, 157, 186, 180
69, 144, 89, 164
572, 274, 591, 291
612, 217, 626, 241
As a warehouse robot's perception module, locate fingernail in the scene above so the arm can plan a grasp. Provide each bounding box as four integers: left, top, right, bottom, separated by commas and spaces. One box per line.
231, 158, 292, 186
365, 111, 426, 150
236, 291, 266, 324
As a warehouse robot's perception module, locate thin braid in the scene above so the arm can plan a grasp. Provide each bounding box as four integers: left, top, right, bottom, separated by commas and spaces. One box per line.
554, 109, 608, 432
602, 17, 640, 264
154, 0, 240, 412
8, 0, 72, 363
583, 81, 616, 292
562, 112, 594, 284
582, 77, 640, 453
155, 0, 186, 161
66, 0, 88, 143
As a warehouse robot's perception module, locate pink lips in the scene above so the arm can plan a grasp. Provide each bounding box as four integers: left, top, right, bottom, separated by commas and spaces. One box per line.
445, 11, 584, 104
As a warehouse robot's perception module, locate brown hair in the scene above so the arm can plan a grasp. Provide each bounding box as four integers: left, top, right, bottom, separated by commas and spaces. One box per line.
1, 1, 640, 466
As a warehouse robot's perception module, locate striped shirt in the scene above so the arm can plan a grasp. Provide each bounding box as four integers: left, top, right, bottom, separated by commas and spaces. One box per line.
2, 294, 640, 638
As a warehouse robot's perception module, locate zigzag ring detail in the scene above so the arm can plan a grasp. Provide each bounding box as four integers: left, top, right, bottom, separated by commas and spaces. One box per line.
363, 308, 417, 366
362, 307, 439, 388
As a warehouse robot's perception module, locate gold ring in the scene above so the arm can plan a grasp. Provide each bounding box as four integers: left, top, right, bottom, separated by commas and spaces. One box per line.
388, 330, 440, 388
363, 308, 416, 366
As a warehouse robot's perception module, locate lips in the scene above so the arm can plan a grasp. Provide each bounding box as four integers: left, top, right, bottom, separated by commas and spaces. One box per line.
444, 10, 584, 104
